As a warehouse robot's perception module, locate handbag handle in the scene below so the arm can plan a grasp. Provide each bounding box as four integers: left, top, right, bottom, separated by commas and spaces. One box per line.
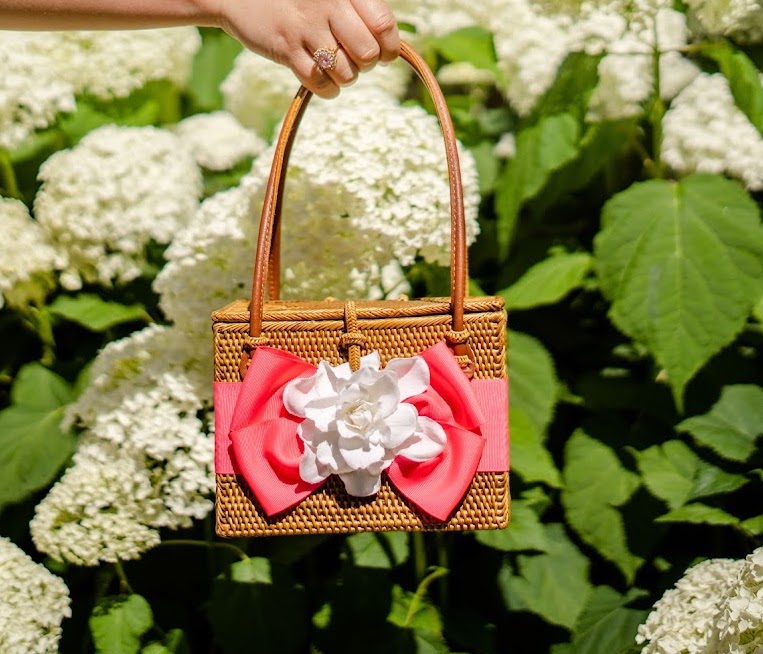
248, 41, 471, 362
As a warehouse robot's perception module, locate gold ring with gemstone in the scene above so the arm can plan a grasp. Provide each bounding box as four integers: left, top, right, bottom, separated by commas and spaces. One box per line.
313, 47, 338, 71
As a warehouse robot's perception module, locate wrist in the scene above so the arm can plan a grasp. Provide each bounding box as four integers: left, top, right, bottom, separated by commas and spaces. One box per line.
190, 0, 224, 28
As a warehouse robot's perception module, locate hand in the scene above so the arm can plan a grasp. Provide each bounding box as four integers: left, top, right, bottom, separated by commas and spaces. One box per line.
215, 0, 400, 98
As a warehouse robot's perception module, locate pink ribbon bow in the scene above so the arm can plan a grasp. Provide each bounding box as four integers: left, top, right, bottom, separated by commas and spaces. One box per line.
223, 342, 505, 521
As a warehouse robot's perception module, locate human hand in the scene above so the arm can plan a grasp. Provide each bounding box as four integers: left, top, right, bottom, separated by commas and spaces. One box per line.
214, 0, 400, 98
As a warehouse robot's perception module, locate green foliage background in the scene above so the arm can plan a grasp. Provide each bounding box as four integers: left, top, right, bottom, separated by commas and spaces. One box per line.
1, 23, 762, 654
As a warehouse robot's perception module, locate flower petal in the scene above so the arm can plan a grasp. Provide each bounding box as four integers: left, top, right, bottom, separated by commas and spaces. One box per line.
396, 416, 447, 462
339, 441, 386, 471
304, 396, 339, 431
380, 403, 418, 448
339, 470, 382, 496
385, 356, 429, 400
299, 447, 331, 484
360, 351, 381, 371
366, 371, 400, 417
282, 375, 318, 418
314, 439, 339, 470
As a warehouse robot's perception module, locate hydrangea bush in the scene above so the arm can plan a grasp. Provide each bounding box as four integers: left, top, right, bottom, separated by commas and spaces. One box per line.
0, 6, 762, 652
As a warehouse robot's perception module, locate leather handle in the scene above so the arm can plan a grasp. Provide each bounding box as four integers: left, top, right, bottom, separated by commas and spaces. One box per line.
249, 41, 469, 342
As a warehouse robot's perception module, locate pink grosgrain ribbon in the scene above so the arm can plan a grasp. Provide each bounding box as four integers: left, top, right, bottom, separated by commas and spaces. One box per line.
215, 342, 509, 521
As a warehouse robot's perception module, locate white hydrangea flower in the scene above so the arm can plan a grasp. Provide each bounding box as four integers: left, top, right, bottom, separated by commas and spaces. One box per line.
23, 28, 201, 99
34, 125, 202, 289
588, 9, 699, 120
437, 61, 498, 87
0, 536, 71, 654
154, 184, 257, 342
0, 33, 76, 150
284, 352, 446, 496
709, 547, 763, 653
174, 110, 267, 171
31, 440, 164, 566
636, 557, 746, 654
662, 73, 763, 191
0, 198, 62, 309
247, 86, 480, 274
684, 0, 763, 43
389, 0, 478, 36
222, 51, 411, 138
33, 324, 214, 565
494, 133, 517, 159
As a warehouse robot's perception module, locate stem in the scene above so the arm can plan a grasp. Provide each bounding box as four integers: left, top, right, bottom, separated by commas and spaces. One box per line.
649, 19, 666, 178
405, 566, 449, 627
21, 305, 56, 366
157, 538, 249, 561
0, 149, 21, 199
412, 532, 427, 583
435, 533, 449, 609
113, 560, 134, 594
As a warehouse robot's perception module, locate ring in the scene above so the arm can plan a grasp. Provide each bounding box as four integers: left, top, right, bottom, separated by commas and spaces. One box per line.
313, 47, 338, 72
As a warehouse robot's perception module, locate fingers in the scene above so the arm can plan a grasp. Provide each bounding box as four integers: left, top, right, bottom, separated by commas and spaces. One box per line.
329, 8, 381, 72
349, 0, 400, 64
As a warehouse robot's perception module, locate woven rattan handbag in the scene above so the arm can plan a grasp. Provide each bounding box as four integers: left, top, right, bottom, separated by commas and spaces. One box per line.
212, 42, 509, 537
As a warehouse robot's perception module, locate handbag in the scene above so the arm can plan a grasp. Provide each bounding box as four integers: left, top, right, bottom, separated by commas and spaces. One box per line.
212, 41, 510, 537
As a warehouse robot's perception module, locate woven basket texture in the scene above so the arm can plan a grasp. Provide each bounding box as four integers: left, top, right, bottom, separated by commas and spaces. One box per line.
213, 297, 510, 537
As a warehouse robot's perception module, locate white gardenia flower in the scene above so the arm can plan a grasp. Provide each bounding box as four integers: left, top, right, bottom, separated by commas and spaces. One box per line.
174, 111, 267, 171
0, 198, 62, 309
284, 352, 446, 496
636, 557, 746, 654
662, 73, 763, 191
34, 125, 202, 289
0, 536, 71, 654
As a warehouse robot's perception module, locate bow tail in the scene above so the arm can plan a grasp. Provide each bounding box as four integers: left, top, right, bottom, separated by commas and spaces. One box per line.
230, 418, 322, 516
388, 424, 485, 522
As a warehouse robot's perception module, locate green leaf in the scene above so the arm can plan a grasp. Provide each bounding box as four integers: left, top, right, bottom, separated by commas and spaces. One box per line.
428, 27, 498, 73
495, 114, 580, 254
753, 294, 763, 322
742, 514, 763, 535
655, 503, 740, 526
537, 120, 638, 212
499, 252, 592, 310
207, 558, 308, 654
347, 532, 409, 569
141, 630, 190, 654
632, 440, 749, 509
507, 330, 559, 433
474, 499, 550, 552
561, 430, 642, 583
509, 407, 562, 488
90, 594, 154, 654
60, 88, 164, 144
469, 141, 500, 195
552, 586, 648, 654
677, 385, 763, 461
48, 294, 151, 332
0, 364, 76, 509
186, 31, 243, 112
700, 40, 763, 134
531, 52, 602, 121
594, 175, 763, 409
388, 584, 443, 635
499, 523, 592, 630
